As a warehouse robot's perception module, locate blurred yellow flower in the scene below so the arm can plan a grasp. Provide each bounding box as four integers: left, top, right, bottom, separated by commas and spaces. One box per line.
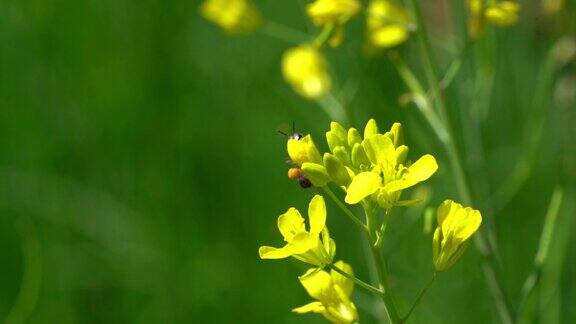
432, 200, 482, 271
467, 0, 520, 39
485, 1, 520, 26
200, 0, 261, 34
307, 0, 362, 26
366, 0, 412, 48
293, 261, 358, 324
282, 45, 332, 99
287, 134, 323, 165
259, 195, 336, 267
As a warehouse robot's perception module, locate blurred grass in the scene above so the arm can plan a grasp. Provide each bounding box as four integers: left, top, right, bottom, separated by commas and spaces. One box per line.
0, 0, 575, 323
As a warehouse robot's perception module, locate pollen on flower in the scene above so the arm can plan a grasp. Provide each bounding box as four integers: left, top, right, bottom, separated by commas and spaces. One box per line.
288, 167, 303, 180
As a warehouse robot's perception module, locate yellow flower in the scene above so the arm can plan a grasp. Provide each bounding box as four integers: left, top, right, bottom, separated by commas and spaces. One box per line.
485, 1, 520, 26
259, 195, 336, 266
432, 200, 482, 271
287, 134, 323, 165
293, 261, 358, 324
467, 0, 520, 39
344, 120, 438, 208
307, 0, 362, 26
366, 0, 412, 48
200, 0, 261, 34
282, 45, 331, 99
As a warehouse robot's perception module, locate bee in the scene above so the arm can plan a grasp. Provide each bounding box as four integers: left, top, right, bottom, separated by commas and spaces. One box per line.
277, 121, 303, 140
279, 122, 312, 189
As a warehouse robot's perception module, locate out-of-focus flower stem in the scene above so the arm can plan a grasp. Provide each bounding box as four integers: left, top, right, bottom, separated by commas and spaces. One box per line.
327, 263, 384, 296
260, 21, 309, 43
322, 186, 368, 232
393, 1, 515, 322
402, 272, 437, 323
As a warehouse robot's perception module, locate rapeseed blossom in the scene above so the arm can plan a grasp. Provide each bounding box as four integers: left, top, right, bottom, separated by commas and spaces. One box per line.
432, 200, 482, 271
297, 119, 437, 207
200, 0, 261, 34
307, 0, 361, 47
282, 45, 332, 99
366, 0, 412, 48
293, 261, 358, 323
259, 195, 336, 266
468, 0, 520, 39
307, 0, 361, 27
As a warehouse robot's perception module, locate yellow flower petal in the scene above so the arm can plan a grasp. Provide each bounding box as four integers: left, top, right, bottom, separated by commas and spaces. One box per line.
299, 268, 333, 301
345, 172, 381, 204
330, 260, 354, 297
486, 1, 519, 26
370, 25, 409, 48
306, 0, 362, 26
363, 118, 379, 139
290, 232, 320, 254
432, 199, 482, 271
287, 134, 322, 165
362, 133, 395, 167
293, 301, 325, 314
277, 207, 306, 242
442, 206, 482, 240
200, 0, 261, 34
308, 195, 327, 235
282, 45, 331, 99
384, 154, 438, 192
258, 245, 294, 259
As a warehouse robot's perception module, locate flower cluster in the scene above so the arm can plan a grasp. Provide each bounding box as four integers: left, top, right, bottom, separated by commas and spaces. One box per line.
199, 0, 520, 103
289, 119, 438, 209
259, 120, 482, 322
199, 0, 418, 100
468, 0, 520, 39
294, 261, 358, 323
259, 195, 358, 323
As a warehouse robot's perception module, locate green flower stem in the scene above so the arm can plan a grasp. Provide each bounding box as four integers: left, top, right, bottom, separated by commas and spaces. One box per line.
365, 208, 401, 324
313, 23, 335, 48
517, 187, 564, 316
370, 243, 401, 324
407, 0, 449, 125
321, 186, 368, 232
402, 272, 437, 323
327, 263, 384, 296
393, 1, 515, 321
6, 216, 42, 324
374, 209, 392, 248
260, 21, 309, 43
317, 92, 350, 125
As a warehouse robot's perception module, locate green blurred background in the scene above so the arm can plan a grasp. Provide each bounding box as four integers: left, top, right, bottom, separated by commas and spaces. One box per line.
0, 0, 575, 323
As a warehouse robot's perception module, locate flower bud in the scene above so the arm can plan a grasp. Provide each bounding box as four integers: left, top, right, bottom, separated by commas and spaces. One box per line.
347, 128, 362, 147
363, 119, 379, 139
433, 200, 482, 271
287, 135, 323, 165
326, 121, 348, 151
302, 163, 331, 187
324, 153, 352, 187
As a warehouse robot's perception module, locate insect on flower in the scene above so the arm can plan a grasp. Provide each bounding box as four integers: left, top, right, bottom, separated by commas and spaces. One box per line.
279, 122, 315, 189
